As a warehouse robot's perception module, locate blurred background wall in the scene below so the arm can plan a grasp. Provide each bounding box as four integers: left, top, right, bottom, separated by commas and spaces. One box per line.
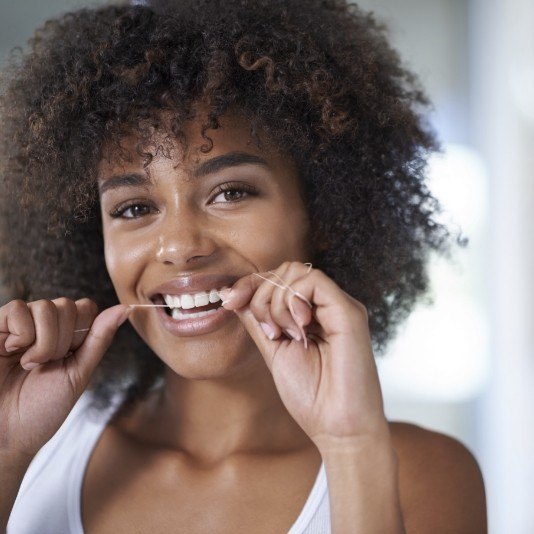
1, 0, 533, 532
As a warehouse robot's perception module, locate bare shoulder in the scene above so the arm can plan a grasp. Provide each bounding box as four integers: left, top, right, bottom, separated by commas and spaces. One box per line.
389, 422, 487, 533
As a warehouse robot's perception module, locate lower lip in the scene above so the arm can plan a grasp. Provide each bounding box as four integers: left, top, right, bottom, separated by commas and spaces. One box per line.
156, 304, 235, 337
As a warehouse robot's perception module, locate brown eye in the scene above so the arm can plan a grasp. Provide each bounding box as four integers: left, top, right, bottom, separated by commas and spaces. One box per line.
211, 182, 258, 204
222, 189, 245, 201
110, 202, 155, 219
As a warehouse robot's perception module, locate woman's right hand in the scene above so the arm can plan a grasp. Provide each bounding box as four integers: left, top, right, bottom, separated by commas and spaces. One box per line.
0, 298, 129, 460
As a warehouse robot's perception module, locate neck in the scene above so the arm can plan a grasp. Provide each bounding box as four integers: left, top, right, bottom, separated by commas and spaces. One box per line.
121, 358, 313, 466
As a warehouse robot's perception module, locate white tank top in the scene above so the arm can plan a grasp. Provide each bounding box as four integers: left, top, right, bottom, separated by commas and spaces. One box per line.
7, 392, 331, 534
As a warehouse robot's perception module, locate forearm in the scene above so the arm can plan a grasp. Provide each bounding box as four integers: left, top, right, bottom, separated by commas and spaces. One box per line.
319, 435, 405, 534
0, 451, 32, 534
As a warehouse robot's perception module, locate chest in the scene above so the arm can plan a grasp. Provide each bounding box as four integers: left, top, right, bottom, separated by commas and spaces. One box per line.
81, 428, 322, 534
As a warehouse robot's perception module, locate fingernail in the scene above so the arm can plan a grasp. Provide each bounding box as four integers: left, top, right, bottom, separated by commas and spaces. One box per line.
219, 289, 233, 305
260, 322, 276, 340
21, 361, 40, 370
285, 328, 302, 341
117, 307, 132, 327
5, 345, 21, 353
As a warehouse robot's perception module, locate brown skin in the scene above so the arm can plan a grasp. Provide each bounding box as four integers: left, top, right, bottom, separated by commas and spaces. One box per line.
0, 113, 486, 532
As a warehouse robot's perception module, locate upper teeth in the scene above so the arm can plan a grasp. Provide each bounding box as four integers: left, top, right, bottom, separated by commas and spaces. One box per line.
163, 287, 227, 309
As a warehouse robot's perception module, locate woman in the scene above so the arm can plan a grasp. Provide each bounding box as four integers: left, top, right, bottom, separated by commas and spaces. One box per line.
0, 1, 486, 532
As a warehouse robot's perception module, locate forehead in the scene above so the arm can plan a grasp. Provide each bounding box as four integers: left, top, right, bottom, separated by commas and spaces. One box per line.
97, 112, 292, 180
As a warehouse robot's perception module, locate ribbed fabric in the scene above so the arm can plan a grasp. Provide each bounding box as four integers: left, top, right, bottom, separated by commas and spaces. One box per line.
8, 393, 331, 534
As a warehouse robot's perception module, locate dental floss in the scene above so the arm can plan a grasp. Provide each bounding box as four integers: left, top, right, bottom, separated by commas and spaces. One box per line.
252, 265, 314, 349
266, 271, 313, 309
74, 265, 315, 345
252, 271, 313, 309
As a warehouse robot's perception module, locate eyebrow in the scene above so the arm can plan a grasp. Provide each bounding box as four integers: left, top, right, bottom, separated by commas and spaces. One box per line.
98, 172, 151, 196
192, 151, 271, 178
99, 151, 271, 195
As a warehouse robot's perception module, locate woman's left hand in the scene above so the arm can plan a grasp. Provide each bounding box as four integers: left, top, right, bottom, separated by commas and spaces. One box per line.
219, 261, 389, 450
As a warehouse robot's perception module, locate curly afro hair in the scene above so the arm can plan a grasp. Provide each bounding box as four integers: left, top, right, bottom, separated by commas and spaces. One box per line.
0, 0, 451, 410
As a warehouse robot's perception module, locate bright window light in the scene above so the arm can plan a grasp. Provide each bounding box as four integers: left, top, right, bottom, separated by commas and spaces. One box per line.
378, 144, 490, 402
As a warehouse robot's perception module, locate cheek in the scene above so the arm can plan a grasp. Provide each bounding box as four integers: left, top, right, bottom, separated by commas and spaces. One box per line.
103, 228, 149, 297
230, 203, 310, 270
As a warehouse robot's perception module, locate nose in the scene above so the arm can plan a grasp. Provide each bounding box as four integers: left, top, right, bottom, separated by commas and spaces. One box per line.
155, 207, 217, 267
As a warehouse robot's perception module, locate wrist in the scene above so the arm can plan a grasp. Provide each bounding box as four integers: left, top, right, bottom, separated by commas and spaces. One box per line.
313, 422, 394, 459
317, 430, 404, 533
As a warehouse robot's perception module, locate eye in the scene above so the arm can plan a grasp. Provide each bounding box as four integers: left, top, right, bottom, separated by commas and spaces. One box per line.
211, 182, 258, 204
109, 201, 157, 219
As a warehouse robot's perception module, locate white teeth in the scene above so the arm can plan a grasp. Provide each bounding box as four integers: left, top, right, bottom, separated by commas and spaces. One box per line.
163, 287, 226, 310
180, 294, 195, 309
194, 291, 210, 307
171, 308, 219, 320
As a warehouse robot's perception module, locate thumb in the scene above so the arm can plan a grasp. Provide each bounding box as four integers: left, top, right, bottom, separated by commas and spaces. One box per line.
232, 305, 278, 372
67, 304, 130, 393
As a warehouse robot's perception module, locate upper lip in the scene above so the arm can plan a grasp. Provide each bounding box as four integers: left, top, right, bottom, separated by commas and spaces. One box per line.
148, 273, 241, 300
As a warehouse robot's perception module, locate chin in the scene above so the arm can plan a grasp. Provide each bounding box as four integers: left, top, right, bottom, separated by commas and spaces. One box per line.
156, 336, 263, 381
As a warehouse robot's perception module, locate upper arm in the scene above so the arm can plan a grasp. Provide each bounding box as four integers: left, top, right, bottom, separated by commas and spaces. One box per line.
390, 422, 487, 533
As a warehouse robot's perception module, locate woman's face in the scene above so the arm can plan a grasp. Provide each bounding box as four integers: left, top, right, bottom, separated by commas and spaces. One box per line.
98, 114, 311, 379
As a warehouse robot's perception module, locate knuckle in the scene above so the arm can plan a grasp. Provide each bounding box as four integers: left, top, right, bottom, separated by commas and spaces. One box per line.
4, 299, 31, 323
310, 267, 324, 278
32, 299, 56, 314
350, 299, 369, 322
76, 298, 99, 316
53, 297, 71, 306
249, 294, 269, 316
8, 298, 27, 312
55, 297, 77, 313
86, 329, 110, 347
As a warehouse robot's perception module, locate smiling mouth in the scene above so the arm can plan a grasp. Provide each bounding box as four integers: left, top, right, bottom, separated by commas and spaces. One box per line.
152, 286, 229, 320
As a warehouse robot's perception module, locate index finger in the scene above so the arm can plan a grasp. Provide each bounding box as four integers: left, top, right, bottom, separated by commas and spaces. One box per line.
221, 262, 313, 311
219, 273, 263, 310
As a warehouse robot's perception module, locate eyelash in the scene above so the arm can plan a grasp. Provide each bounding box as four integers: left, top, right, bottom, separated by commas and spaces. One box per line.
109, 200, 157, 219
109, 182, 258, 219
210, 182, 258, 204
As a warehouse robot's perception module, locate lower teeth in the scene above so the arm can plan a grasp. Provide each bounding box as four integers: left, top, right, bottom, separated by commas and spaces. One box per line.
171, 307, 220, 320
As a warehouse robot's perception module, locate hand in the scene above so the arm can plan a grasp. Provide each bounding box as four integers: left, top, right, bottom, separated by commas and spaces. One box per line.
0, 298, 129, 459
220, 261, 389, 450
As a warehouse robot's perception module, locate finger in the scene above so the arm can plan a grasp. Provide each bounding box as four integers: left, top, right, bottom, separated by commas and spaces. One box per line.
70, 298, 99, 352
282, 269, 362, 338
220, 261, 313, 311
65, 304, 130, 394
267, 270, 305, 342
219, 273, 262, 310
246, 274, 284, 340
288, 293, 314, 329
19, 300, 60, 368
232, 305, 283, 372
50, 298, 77, 360
0, 300, 36, 355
